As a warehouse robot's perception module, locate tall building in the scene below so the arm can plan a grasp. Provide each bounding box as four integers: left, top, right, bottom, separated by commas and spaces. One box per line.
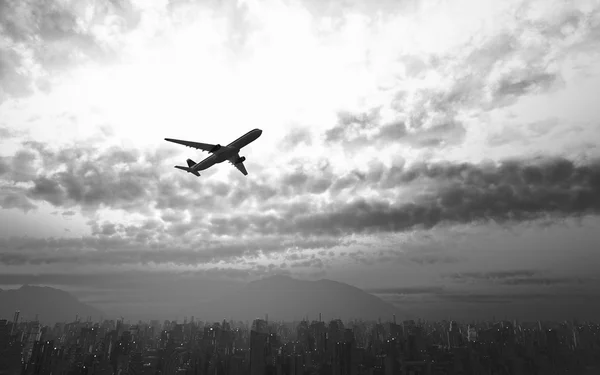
296, 320, 310, 351
467, 325, 477, 342
333, 341, 354, 375
251, 319, 268, 334
128, 352, 143, 375
250, 330, 267, 375
23, 321, 41, 364
11, 311, 20, 336
0, 320, 9, 350
448, 321, 462, 348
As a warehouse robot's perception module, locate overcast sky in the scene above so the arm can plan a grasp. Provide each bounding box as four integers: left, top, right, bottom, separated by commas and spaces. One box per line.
1, 0, 600, 322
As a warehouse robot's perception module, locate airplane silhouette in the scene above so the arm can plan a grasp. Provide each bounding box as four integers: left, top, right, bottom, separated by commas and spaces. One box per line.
165, 128, 262, 176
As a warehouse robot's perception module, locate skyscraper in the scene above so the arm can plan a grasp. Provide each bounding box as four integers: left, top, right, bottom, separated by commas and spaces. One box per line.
250, 330, 267, 375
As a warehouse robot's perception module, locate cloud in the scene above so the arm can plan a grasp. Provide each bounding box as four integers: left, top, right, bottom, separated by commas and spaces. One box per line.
325, 102, 468, 151
0, 126, 18, 138
501, 277, 586, 286
341, 248, 461, 267
319, 0, 600, 152
280, 127, 313, 149
0, 186, 37, 212
446, 270, 589, 286
367, 286, 445, 295
289, 257, 325, 269
2, 140, 600, 241
449, 270, 537, 280
434, 292, 550, 304
407, 253, 461, 266
370, 284, 598, 305
287, 156, 600, 236
0, 0, 141, 101
0, 228, 347, 267
369, 286, 561, 305
1, 141, 160, 212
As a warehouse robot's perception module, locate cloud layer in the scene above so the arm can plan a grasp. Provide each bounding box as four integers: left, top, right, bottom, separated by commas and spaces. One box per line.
1, 138, 599, 272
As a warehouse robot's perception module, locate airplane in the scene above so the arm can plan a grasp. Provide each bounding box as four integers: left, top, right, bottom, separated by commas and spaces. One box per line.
164, 128, 262, 177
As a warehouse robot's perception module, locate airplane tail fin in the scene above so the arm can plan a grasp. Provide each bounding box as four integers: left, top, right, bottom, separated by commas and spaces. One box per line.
186, 159, 196, 167
175, 165, 200, 177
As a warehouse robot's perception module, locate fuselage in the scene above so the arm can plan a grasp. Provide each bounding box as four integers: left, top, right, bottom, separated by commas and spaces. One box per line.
192, 128, 262, 171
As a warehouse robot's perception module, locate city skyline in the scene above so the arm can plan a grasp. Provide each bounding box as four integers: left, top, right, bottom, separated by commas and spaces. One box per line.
1, 0, 600, 321
2, 312, 600, 375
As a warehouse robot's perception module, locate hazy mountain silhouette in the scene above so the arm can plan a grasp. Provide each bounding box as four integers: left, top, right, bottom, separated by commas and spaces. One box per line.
184, 275, 404, 322
0, 285, 104, 325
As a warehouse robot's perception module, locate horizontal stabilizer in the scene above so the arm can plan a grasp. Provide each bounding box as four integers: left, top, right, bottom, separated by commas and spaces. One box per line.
175, 165, 200, 177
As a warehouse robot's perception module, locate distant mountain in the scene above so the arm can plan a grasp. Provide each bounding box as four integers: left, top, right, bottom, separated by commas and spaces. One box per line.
0, 285, 104, 325
183, 275, 404, 322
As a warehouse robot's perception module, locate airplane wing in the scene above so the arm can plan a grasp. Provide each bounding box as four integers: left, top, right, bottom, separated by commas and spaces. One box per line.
228, 157, 248, 176
234, 162, 248, 176
164, 138, 217, 153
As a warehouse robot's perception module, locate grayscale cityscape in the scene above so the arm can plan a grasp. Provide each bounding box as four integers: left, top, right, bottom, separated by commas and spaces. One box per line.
1, 312, 600, 375
2, 0, 600, 374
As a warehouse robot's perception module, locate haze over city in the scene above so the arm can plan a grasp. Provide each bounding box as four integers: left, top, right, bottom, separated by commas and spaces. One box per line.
1, 0, 600, 324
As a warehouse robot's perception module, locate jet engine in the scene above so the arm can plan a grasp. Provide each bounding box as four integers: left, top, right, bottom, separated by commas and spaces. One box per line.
210, 144, 222, 153
236, 156, 246, 164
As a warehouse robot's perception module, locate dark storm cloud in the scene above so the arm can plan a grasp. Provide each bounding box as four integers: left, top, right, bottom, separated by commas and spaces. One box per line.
0, 187, 37, 212
0, 142, 165, 212
9, 150, 37, 182
2, 145, 599, 261
0, 0, 140, 101
30, 176, 64, 206
203, 155, 600, 237
0, 156, 9, 176
3, 136, 600, 239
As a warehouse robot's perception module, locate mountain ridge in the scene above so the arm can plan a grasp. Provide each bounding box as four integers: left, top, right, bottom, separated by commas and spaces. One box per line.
183, 274, 405, 322
0, 285, 105, 325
